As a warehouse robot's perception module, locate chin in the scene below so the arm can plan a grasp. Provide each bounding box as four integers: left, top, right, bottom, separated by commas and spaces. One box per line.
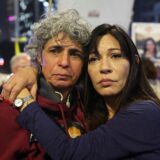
100, 89, 123, 98
54, 84, 73, 90
50, 81, 70, 86
98, 89, 118, 97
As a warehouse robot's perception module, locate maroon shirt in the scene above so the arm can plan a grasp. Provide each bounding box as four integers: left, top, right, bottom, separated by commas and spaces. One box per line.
0, 91, 86, 159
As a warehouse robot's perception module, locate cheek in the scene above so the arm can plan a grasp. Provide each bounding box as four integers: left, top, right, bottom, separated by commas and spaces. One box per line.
119, 63, 130, 85
41, 54, 54, 68
88, 67, 93, 80
41, 56, 54, 75
72, 62, 83, 78
41, 56, 46, 66
40, 54, 51, 66
88, 66, 98, 83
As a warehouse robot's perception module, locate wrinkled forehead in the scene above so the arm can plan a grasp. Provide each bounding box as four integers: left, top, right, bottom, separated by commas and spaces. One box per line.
43, 32, 83, 52
53, 32, 82, 48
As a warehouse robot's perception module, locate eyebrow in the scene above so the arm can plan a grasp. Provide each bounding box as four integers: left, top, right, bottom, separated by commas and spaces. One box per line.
47, 45, 84, 58
48, 45, 82, 52
107, 48, 121, 52
69, 48, 83, 52
89, 48, 122, 56
47, 45, 62, 50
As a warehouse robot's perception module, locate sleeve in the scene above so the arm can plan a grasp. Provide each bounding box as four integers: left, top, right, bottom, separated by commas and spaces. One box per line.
0, 101, 31, 158
17, 102, 160, 160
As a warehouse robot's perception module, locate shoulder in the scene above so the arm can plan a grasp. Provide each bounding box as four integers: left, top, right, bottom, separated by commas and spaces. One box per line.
127, 100, 160, 112
108, 100, 160, 136
119, 100, 160, 122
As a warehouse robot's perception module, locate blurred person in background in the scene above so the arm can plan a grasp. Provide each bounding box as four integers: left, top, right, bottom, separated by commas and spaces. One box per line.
10, 53, 31, 73
143, 38, 158, 59
0, 54, 31, 93
143, 38, 160, 79
142, 57, 160, 98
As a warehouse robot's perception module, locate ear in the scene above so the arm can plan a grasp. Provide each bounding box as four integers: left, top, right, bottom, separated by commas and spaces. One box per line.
135, 55, 140, 64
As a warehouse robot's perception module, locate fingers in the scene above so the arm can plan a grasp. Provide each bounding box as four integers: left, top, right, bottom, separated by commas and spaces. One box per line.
1, 75, 17, 101
2, 74, 28, 102
9, 84, 27, 102
1, 66, 38, 102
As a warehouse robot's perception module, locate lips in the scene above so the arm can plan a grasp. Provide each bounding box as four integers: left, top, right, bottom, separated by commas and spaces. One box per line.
52, 74, 72, 80
98, 79, 115, 86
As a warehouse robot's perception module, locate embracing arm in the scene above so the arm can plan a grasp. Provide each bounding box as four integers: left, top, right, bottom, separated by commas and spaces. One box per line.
1, 66, 38, 102
17, 101, 160, 160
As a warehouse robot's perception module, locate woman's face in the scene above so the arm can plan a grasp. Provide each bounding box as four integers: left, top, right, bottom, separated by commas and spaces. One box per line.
146, 40, 155, 53
39, 33, 84, 92
88, 34, 130, 97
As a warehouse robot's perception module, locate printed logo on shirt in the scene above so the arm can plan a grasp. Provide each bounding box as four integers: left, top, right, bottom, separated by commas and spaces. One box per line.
67, 121, 85, 138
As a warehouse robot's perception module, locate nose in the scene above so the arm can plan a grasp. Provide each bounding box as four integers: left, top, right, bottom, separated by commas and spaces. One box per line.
100, 56, 112, 74
58, 53, 70, 68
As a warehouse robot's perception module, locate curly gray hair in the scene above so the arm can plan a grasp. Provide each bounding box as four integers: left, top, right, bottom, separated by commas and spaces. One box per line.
25, 9, 91, 62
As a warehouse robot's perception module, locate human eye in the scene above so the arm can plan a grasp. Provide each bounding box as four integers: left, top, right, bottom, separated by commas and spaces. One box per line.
49, 46, 62, 54
111, 52, 124, 59
88, 55, 99, 63
69, 49, 84, 59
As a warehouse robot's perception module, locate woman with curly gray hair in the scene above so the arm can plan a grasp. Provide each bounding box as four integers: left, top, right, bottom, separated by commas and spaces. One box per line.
0, 9, 91, 159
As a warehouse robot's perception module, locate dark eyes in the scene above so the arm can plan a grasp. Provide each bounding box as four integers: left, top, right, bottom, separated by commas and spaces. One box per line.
111, 53, 124, 58
88, 53, 124, 63
69, 49, 84, 59
88, 56, 99, 63
49, 46, 62, 53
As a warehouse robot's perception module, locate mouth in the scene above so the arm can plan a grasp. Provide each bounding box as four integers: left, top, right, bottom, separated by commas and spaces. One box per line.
51, 74, 72, 80
98, 79, 115, 87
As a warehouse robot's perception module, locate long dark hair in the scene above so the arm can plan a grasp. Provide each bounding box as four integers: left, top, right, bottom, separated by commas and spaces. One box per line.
84, 24, 160, 130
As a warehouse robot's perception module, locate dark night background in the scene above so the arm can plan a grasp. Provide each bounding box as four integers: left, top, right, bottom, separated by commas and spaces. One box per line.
0, 0, 160, 73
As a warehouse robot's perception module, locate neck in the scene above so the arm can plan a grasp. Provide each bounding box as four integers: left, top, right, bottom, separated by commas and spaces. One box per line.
104, 95, 120, 120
